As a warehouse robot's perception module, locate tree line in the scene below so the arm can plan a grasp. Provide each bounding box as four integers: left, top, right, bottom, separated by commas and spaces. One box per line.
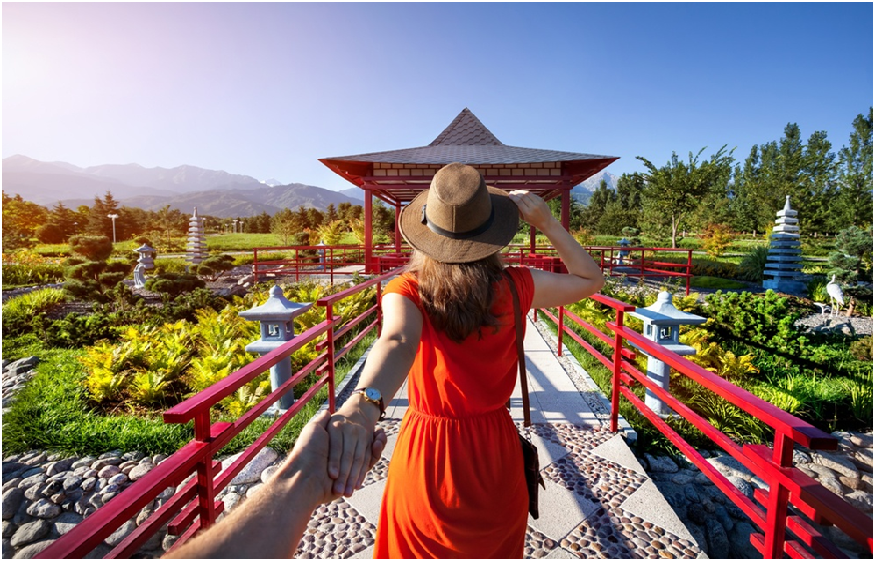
578, 108, 872, 247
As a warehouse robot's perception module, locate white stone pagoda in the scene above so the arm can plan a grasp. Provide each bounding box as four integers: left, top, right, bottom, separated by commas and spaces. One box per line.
186, 208, 208, 268
762, 196, 806, 294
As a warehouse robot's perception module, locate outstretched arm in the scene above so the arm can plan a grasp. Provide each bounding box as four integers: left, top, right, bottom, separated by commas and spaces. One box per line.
326, 293, 422, 497
509, 190, 605, 308
165, 411, 387, 559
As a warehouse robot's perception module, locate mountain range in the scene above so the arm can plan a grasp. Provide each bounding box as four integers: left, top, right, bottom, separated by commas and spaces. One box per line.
2, 155, 361, 218
2, 155, 619, 217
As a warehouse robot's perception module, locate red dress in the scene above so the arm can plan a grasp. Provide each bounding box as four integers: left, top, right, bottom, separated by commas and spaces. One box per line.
374, 267, 534, 558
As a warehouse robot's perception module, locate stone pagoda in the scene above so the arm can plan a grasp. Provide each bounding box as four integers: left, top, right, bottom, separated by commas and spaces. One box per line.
186, 208, 208, 268
763, 196, 806, 294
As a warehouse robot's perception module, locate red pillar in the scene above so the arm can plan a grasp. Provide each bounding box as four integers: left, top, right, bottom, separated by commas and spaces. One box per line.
561, 187, 571, 232
365, 188, 374, 273
394, 202, 402, 252
529, 222, 536, 254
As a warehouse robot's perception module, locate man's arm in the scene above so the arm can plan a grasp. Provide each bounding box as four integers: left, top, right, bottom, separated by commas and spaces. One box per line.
165, 410, 387, 559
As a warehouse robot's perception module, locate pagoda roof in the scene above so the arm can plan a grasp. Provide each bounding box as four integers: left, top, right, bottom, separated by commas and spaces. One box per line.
319, 108, 618, 204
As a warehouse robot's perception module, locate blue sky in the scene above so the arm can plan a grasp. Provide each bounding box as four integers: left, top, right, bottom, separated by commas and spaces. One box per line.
3, 2, 872, 191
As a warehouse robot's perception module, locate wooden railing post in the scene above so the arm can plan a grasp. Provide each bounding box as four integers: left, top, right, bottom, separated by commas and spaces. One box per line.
610, 307, 625, 433
764, 432, 793, 557
557, 306, 564, 357
377, 281, 383, 337
193, 411, 217, 531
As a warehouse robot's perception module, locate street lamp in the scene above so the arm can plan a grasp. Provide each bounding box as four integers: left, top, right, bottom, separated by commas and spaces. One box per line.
107, 214, 119, 243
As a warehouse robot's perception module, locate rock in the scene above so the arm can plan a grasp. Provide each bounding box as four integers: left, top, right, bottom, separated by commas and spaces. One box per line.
19, 473, 46, 489
128, 463, 153, 481
62, 476, 83, 492
728, 522, 759, 559
104, 520, 136, 547
12, 538, 55, 559
707, 455, 753, 480
71, 457, 96, 470
861, 473, 873, 492
686, 504, 707, 525
1, 538, 11, 560
81, 478, 96, 492
671, 474, 693, 485
98, 465, 121, 479
2, 479, 22, 494
840, 476, 867, 491
704, 517, 729, 558
727, 476, 753, 498
2, 463, 29, 483
246, 484, 263, 498
813, 451, 860, 480
45, 458, 75, 477
819, 474, 845, 496
684, 485, 700, 503
645, 453, 679, 473
853, 448, 873, 471
850, 432, 874, 448
687, 522, 707, 555
20, 468, 43, 480
792, 449, 811, 464
122, 451, 145, 462
52, 512, 83, 536
162, 533, 178, 552
261, 465, 279, 484
135, 505, 154, 525
27, 498, 61, 519
107, 473, 128, 486
222, 492, 242, 512
845, 491, 873, 512
223, 447, 279, 485
10, 520, 49, 548
2, 521, 13, 539
97, 450, 122, 461
713, 505, 734, 532
2, 489, 25, 520
750, 476, 769, 491
806, 463, 839, 480
83, 544, 112, 559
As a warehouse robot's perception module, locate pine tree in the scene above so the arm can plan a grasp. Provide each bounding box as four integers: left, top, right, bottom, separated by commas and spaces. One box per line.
832, 108, 873, 231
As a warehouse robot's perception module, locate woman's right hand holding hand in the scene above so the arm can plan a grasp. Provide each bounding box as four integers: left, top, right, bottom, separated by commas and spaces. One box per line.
326, 400, 379, 497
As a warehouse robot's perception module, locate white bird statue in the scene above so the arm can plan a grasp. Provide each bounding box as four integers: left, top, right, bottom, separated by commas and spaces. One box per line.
826, 275, 844, 317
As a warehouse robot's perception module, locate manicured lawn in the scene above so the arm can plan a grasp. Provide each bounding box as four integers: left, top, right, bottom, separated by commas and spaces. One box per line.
689, 276, 748, 290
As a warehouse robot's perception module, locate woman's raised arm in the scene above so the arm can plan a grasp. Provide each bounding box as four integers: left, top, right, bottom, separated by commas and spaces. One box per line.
326, 293, 422, 497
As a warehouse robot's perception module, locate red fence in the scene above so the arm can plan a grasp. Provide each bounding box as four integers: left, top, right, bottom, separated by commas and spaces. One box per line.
253, 244, 694, 294
541, 303, 873, 558
37, 269, 400, 559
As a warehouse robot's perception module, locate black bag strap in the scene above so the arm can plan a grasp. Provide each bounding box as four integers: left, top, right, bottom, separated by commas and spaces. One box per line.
506, 272, 531, 427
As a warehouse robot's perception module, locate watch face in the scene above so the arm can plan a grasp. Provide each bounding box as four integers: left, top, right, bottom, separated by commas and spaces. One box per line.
364, 388, 381, 401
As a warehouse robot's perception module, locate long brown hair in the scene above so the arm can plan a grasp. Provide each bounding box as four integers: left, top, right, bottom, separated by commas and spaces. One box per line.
406, 250, 506, 343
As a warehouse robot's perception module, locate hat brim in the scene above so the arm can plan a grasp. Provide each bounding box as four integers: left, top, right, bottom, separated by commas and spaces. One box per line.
399, 186, 520, 264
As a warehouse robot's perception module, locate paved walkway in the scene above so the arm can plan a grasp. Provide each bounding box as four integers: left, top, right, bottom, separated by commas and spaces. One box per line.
299, 317, 705, 559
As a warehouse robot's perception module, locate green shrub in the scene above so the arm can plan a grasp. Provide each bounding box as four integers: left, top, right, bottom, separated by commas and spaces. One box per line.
2, 288, 66, 337
2, 263, 66, 288
69, 235, 113, 262
806, 276, 829, 303
152, 258, 187, 275
850, 336, 873, 361
738, 246, 769, 282
145, 273, 205, 298
195, 254, 236, 280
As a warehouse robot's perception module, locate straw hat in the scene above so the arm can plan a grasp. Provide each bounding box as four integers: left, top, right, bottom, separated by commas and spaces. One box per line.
399, 163, 519, 263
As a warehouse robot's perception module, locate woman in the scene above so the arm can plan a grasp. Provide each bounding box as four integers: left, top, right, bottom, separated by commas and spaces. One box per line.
327, 163, 604, 558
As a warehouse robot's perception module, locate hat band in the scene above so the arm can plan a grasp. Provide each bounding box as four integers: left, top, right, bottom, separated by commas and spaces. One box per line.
421, 204, 495, 240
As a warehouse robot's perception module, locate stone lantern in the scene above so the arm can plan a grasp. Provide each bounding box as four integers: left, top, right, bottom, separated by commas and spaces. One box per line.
316, 240, 326, 271
628, 291, 706, 417
239, 285, 313, 414
133, 244, 156, 289
617, 237, 631, 265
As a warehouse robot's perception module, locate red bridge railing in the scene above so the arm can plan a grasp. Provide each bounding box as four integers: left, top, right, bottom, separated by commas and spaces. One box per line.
37, 269, 401, 559
541, 302, 873, 558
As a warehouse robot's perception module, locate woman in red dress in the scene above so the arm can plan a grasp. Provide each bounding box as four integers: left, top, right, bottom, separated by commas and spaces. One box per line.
327, 163, 604, 558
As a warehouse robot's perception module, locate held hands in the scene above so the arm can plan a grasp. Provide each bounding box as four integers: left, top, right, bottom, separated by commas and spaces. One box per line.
509, 190, 556, 232
327, 400, 381, 497
286, 410, 386, 505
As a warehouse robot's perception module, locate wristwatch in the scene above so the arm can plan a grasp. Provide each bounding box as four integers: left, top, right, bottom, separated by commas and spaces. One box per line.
354, 387, 385, 419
